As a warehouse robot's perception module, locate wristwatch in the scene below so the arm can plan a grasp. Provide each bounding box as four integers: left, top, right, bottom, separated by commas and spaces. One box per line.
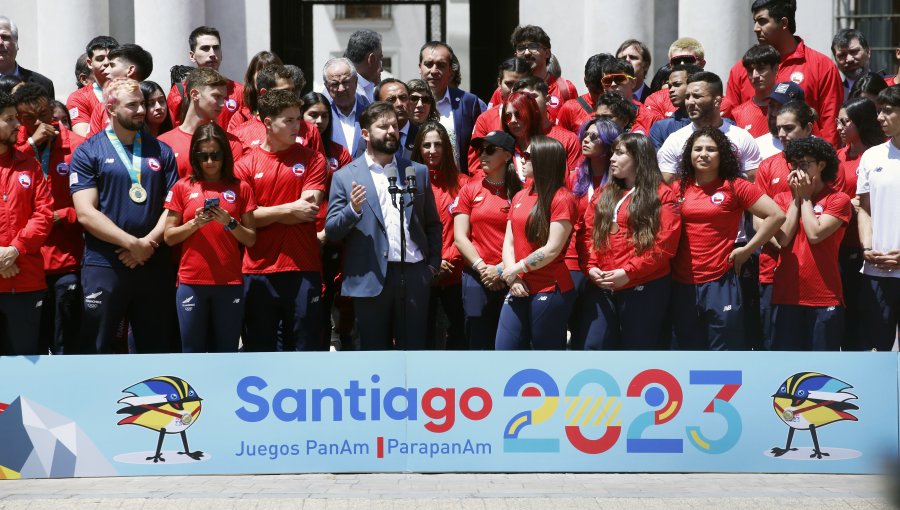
224, 218, 239, 231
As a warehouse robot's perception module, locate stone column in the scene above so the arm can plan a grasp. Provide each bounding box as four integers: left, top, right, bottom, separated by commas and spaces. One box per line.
134, 0, 205, 89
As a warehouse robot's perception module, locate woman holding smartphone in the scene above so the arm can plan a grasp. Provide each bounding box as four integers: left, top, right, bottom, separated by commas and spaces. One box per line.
164, 123, 257, 352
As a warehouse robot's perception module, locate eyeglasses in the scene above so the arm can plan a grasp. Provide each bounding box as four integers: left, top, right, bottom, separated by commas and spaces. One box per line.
600, 73, 634, 87
583, 131, 600, 142
670, 55, 698, 66
789, 159, 815, 171
515, 42, 544, 54
521, 151, 532, 162
194, 151, 224, 162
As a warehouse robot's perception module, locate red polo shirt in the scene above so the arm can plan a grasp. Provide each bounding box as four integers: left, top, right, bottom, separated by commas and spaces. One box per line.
509, 186, 577, 294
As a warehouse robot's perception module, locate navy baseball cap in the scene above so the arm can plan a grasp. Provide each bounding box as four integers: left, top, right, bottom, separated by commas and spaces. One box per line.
768, 81, 805, 105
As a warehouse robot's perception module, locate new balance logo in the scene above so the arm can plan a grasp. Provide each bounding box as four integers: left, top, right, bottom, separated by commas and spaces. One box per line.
67, 284, 77, 290
86, 291, 103, 299
232, 298, 241, 304
311, 296, 320, 303
537, 295, 548, 301
104, 158, 115, 164
723, 305, 732, 312
35, 300, 42, 308
255, 172, 264, 179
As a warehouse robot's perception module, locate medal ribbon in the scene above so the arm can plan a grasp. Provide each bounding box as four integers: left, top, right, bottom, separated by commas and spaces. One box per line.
105, 127, 142, 188
611, 188, 635, 225
92, 82, 104, 103
28, 138, 53, 177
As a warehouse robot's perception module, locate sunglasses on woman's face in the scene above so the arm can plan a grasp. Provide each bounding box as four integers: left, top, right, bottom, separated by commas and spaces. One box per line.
521, 151, 532, 162
481, 144, 500, 156
195, 151, 224, 162
583, 131, 600, 142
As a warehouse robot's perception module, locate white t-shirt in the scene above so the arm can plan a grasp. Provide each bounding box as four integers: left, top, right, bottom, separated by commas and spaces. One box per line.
754, 133, 784, 161
857, 140, 900, 278
657, 122, 763, 176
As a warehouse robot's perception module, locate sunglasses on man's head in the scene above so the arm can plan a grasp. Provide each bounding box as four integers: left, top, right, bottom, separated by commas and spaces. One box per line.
194, 151, 224, 162
600, 73, 634, 87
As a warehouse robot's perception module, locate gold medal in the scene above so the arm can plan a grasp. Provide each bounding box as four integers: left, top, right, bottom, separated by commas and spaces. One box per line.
129, 184, 147, 203
610, 223, 620, 234
781, 409, 794, 421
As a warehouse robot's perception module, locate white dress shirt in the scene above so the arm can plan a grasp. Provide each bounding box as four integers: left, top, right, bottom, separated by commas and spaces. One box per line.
365, 152, 424, 263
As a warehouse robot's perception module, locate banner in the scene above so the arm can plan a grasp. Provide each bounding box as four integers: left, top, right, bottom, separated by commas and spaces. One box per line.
0, 351, 896, 478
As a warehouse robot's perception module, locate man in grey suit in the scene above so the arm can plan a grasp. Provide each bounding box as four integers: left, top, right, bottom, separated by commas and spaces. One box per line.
325, 102, 442, 350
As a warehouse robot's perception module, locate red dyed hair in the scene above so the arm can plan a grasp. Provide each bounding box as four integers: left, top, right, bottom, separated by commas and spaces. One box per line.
502, 92, 543, 140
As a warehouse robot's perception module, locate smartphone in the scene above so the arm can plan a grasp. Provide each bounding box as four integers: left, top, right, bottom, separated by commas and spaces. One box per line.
203, 197, 220, 213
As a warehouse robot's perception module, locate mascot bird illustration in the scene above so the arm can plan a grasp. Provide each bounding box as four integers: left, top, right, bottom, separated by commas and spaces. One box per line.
117, 376, 204, 463
771, 372, 858, 459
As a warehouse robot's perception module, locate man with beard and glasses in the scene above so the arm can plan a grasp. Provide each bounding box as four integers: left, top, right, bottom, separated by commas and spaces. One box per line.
69, 77, 178, 354
325, 101, 442, 350
0, 90, 53, 356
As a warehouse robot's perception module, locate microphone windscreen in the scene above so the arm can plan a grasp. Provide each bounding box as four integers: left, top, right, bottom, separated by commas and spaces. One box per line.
386, 165, 399, 180
404, 166, 417, 180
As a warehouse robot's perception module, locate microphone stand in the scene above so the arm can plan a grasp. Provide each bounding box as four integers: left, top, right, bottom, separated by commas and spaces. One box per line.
388, 168, 416, 349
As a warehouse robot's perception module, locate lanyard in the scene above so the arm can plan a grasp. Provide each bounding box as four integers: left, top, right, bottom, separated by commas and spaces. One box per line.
105, 128, 142, 187
28, 138, 53, 177
92, 82, 104, 103
612, 188, 635, 224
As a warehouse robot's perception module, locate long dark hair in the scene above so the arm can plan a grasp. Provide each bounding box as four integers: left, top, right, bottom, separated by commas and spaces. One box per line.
189, 123, 236, 184
411, 122, 461, 194
300, 91, 334, 149
525, 135, 567, 246
593, 133, 661, 254
140, 80, 173, 135
243, 51, 283, 113
678, 127, 742, 200
843, 97, 884, 148
572, 116, 621, 197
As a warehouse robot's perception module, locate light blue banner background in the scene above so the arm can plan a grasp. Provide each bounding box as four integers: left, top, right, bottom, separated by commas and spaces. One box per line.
0, 352, 895, 477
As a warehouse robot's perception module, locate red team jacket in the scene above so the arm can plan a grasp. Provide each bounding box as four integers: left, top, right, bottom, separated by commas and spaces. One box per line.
0, 150, 53, 293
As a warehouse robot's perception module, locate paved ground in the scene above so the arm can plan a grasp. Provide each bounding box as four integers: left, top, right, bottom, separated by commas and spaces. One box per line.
0, 473, 896, 509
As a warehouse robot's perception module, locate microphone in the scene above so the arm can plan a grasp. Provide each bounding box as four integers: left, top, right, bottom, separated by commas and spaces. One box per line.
404, 166, 417, 195
386, 165, 399, 207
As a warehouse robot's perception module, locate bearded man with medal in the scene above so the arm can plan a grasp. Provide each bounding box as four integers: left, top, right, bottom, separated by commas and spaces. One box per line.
70, 77, 179, 354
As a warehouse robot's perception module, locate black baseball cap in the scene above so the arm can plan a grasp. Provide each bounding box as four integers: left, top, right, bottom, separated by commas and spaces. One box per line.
471, 130, 515, 153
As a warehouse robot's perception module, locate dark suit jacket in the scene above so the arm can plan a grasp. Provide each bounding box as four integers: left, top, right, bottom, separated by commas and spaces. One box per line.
398, 122, 419, 161
449, 87, 486, 174
17, 65, 55, 99
325, 155, 442, 298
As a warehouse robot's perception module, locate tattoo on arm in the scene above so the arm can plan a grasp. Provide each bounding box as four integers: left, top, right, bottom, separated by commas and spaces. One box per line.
526, 250, 545, 268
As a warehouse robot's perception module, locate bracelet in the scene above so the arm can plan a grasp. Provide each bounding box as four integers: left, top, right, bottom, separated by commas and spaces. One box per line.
863, 247, 873, 252
519, 259, 529, 273
496, 263, 503, 275
472, 258, 484, 270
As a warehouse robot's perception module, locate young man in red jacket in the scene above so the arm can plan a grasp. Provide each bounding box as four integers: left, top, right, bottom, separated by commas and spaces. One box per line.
723, 0, 842, 147
0, 91, 53, 355
14, 84, 85, 355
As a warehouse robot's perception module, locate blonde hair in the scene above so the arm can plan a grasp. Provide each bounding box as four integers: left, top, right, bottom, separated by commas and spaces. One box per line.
668, 37, 705, 60
103, 77, 141, 108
